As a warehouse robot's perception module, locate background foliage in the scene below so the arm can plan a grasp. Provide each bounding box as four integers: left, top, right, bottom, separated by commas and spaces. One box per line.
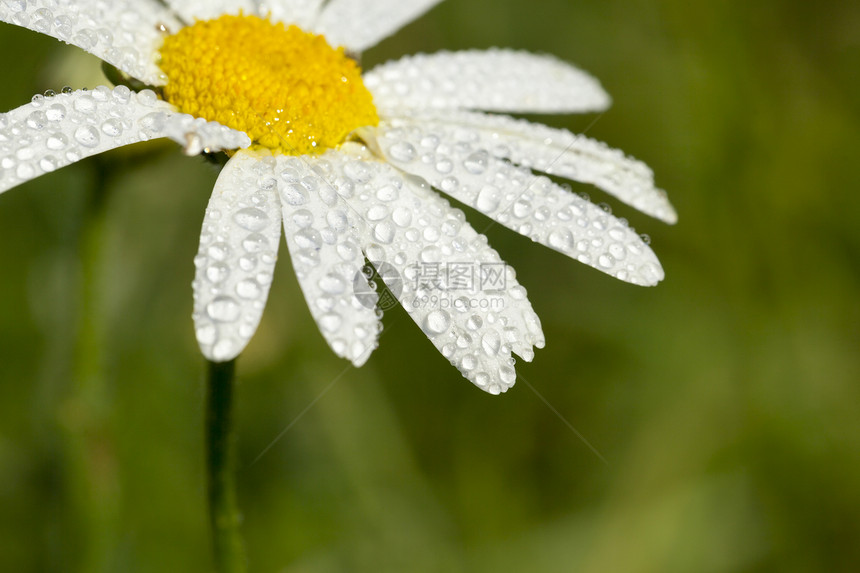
1, 0, 859, 571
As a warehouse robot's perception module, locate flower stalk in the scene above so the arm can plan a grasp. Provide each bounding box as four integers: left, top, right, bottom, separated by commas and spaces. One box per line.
63, 156, 118, 573
205, 359, 247, 573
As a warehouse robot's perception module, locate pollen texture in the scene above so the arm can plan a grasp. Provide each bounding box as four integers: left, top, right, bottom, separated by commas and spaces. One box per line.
158, 15, 378, 155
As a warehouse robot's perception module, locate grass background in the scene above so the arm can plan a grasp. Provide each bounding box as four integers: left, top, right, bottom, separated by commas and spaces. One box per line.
1, 0, 859, 571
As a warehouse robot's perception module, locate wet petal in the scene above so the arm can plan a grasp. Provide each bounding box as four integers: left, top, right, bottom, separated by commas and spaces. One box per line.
161, 0, 257, 22
385, 109, 677, 223
318, 0, 443, 52
0, 0, 179, 86
370, 122, 665, 286
193, 150, 282, 361
321, 143, 545, 394
365, 49, 610, 114
0, 87, 249, 196
260, 0, 323, 29
272, 155, 382, 366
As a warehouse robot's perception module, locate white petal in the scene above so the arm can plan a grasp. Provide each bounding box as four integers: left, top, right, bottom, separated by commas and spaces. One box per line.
0, 87, 249, 196
260, 0, 323, 28
272, 155, 382, 367
317, 0, 442, 52
322, 144, 545, 394
365, 49, 611, 114
0, 0, 179, 86
369, 122, 665, 286
386, 109, 677, 224
192, 150, 282, 362
161, 0, 257, 22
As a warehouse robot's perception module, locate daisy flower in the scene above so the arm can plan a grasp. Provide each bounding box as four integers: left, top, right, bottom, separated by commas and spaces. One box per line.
0, 0, 676, 395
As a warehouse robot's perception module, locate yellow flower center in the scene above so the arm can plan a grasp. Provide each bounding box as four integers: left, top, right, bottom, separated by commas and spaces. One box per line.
158, 14, 378, 155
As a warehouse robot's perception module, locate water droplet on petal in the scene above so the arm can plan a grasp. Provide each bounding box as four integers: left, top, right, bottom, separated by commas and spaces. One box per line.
235, 279, 262, 299
476, 185, 501, 213
294, 227, 322, 250
392, 206, 412, 227
373, 222, 395, 244
463, 150, 489, 174
388, 141, 416, 162
461, 354, 477, 371
481, 330, 501, 357
101, 118, 122, 137
207, 296, 240, 322
422, 310, 451, 336
196, 323, 217, 345
73, 95, 96, 114
319, 312, 342, 333
205, 262, 230, 283
233, 207, 269, 232
46, 132, 68, 150
318, 273, 346, 294
74, 125, 100, 147
499, 365, 517, 385
365, 204, 389, 221
466, 315, 483, 331
281, 183, 307, 206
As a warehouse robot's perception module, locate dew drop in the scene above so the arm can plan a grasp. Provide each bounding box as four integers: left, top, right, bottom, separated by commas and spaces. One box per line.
25, 111, 47, 130
476, 185, 501, 213
206, 296, 240, 322
319, 312, 342, 333
388, 141, 416, 162
423, 226, 440, 242
466, 315, 483, 331
238, 255, 257, 272
392, 206, 412, 227
45, 104, 66, 122
422, 310, 451, 336
461, 354, 477, 371
608, 243, 627, 260
294, 227, 322, 250
499, 365, 517, 385
39, 155, 59, 172
137, 89, 158, 107
235, 279, 262, 300
548, 229, 573, 251
73, 95, 96, 114
207, 242, 230, 261
281, 183, 307, 206
73, 125, 100, 148
481, 330, 501, 357
598, 254, 615, 269
373, 222, 395, 244
241, 233, 268, 253
336, 242, 358, 261
212, 339, 236, 361
196, 323, 217, 345
205, 262, 230, 283
365, 203, 389, 221
318, 273, 346, 294
233, 207, 269, 232
440, 176, 459, 192
100, 118, 122, 137
463, 150, 489, 174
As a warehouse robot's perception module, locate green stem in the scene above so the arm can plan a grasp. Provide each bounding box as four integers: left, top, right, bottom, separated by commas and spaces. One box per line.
64, 156, 118, 573
206, 359, 247, 573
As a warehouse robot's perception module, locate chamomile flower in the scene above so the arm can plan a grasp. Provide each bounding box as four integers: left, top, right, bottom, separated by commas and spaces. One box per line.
0, 0, 676, 394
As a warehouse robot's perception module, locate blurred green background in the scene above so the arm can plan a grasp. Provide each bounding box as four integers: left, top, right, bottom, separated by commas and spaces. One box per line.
1, 0, 859, 571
